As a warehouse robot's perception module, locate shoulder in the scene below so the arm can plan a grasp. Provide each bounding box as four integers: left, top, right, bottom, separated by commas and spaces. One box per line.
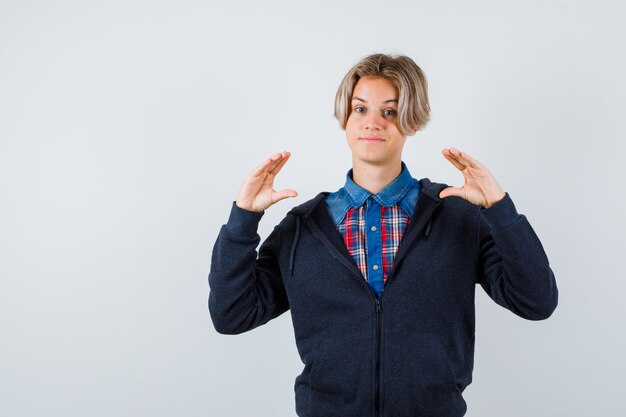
270, 192, 331, 232
286, 192, 331, 218
418, 177, 480, 216
417, 177, 446, 198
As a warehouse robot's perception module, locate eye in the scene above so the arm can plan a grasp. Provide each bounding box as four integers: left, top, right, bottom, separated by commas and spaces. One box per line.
384, 109, 397, 117
354, 106, 365, 113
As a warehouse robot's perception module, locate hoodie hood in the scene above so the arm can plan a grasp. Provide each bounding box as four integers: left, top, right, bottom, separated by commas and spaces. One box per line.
287, 178, 449, 219
285, 178, 450, 276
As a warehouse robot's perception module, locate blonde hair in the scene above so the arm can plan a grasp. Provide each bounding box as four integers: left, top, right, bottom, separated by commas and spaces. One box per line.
334, 53, 430, 135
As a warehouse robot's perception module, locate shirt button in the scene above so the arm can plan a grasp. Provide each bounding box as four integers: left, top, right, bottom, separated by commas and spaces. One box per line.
372, 264, 379, 271
371, 226, 377, 232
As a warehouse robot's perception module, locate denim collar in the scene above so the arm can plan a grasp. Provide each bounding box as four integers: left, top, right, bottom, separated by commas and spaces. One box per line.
325, 162, 421, 226
344, 162, 414, 208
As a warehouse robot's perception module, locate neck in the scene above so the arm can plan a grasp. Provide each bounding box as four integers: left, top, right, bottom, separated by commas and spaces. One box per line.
351, 159, 402, 194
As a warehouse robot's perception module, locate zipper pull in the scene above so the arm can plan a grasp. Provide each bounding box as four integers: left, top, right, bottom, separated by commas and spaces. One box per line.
375, 298, 382, 313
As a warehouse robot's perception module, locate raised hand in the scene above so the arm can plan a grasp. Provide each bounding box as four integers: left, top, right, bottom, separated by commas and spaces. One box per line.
439, 147, 506, 208
235, 151, 298, 213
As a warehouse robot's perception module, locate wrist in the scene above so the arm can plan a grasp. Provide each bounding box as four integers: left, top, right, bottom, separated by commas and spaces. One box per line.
226, 202, 265, 236
483, 191, 507, 209
235, 200, 264, 213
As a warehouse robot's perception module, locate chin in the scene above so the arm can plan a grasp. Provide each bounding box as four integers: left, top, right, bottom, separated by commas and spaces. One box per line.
353, 155, 391, 166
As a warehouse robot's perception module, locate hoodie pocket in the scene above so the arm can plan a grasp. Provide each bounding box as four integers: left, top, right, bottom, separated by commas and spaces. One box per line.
299, 331, 372, 417
382, 332, 466, 417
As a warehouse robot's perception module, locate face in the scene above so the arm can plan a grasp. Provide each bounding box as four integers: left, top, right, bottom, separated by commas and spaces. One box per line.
345, 76, 407, 168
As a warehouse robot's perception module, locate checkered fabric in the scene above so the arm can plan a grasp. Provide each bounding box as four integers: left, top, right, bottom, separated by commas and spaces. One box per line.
338, 204, 410, 283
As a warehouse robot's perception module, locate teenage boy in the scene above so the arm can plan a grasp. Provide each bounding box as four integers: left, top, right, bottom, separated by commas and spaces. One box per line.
208, 53, 558, 417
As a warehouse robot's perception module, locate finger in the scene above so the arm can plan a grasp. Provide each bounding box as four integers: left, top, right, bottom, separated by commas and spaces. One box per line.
458, 150, 487, 171
439, 186, 464, 199
449, 147, 478, 169
263, 152, 286, 175
265, 151, 293, 176
269, 151, 291, 175
266, 152, 289, 174
249, 155, 277, 177
442, 147, 464, 164
441, 149, 466, 171
251, 152, 285, 177
272, 188, 298, 204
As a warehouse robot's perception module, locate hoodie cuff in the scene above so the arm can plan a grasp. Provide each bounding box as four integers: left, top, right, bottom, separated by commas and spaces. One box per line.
480, 192, 520, 231
225, 202, 265, 236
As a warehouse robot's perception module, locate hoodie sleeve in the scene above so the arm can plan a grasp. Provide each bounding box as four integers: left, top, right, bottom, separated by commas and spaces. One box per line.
208, 202, 289, 334
476, 193, 558, 320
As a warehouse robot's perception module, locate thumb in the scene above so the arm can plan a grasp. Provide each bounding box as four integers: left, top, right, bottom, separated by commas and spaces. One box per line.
439, 186, 463, 200
272, 189, 299, 204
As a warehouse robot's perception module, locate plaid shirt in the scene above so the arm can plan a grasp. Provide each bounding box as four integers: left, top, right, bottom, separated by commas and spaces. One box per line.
325, 163, 421, 298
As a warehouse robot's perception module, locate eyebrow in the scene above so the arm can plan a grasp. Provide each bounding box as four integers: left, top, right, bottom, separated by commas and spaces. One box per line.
352, 96, 398, 104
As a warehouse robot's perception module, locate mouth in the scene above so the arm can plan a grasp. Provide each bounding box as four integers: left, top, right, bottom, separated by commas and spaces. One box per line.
360, 136, 385, 143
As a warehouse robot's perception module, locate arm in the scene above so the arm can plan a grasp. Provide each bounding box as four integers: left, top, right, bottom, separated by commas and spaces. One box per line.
439, 147, 558, 320
208, 152, 298, 334
476, 194, 558, 320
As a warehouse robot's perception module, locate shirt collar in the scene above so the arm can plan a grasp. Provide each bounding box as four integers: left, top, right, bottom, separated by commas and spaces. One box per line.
325, 162, 421, 226
344, 162, 414, 208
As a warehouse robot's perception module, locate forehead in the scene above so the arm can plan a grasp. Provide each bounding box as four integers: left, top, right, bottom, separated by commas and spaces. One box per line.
352, 76, 398, 102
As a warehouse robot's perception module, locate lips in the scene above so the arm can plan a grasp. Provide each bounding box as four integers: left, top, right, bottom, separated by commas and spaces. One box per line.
360, 136, 385, 142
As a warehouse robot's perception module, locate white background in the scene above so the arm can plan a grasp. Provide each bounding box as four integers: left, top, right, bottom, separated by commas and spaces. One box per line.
1, 0, 625, 416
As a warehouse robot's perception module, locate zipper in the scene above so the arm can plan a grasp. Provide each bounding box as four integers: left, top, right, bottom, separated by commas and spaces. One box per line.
374, 297, 382, 417
303, 216, 403, 416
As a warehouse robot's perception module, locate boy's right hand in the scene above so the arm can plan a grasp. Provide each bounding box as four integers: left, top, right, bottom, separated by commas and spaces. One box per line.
235, 151, 298, 213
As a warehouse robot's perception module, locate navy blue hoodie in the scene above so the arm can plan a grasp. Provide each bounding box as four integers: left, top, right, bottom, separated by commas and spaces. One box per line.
208, 178, 558, 417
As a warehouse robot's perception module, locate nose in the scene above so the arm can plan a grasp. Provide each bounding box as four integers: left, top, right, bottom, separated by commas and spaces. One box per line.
364, 112, 384, 131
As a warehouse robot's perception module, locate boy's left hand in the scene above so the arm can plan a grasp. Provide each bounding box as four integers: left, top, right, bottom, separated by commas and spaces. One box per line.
439, 147, 506, 209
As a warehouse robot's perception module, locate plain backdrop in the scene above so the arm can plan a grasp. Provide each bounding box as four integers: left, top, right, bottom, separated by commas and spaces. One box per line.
1, 0, 625, 416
